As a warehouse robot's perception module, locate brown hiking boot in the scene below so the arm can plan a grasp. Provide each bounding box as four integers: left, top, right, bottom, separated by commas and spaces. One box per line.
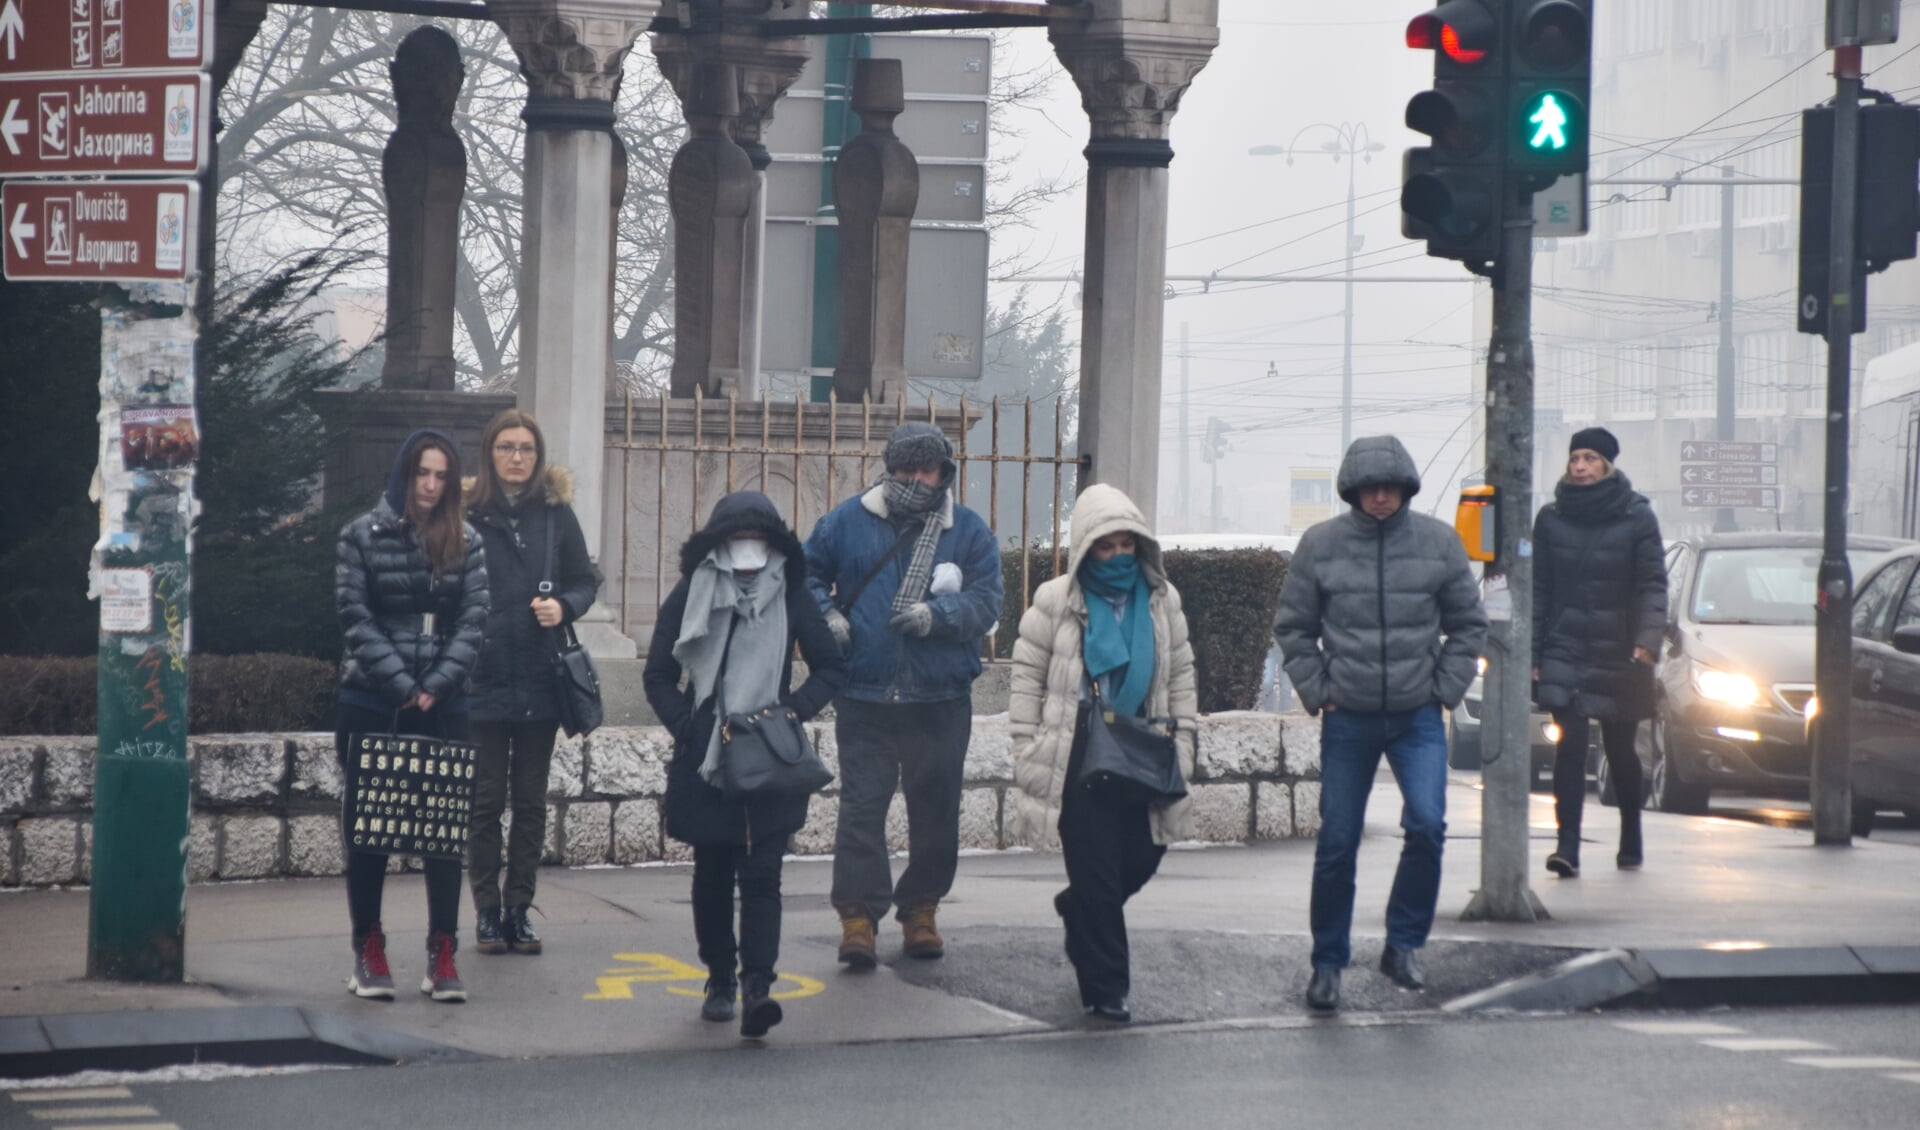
900, 900, 944, 960
837, 913, 877, 970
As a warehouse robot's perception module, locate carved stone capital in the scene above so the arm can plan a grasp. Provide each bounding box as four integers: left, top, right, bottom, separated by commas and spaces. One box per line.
493, 0, 659, 103
651, 26, 808, 153
1049, 2, 1219, 142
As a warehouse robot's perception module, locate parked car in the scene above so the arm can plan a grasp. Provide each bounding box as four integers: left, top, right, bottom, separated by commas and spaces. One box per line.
1805, 544, 1920, 836
1600, 532, 1908, 814
1447, 657, 1597, 788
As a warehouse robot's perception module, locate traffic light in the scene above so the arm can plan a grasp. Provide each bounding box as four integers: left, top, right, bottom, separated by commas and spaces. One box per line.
1507, 2, 1591, 185
1797, 100, 1920, 338
1402, 1, 1506, 270
1202, 417, 1230, 464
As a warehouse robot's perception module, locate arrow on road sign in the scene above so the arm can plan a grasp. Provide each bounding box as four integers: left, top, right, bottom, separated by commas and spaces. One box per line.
1684, 489, 1699, 504
7, 200, 33, 257
1681, 443, 1698, 460
0, 2, 22, 64
0, 97, 22, 155
1683, 467, 1698, 482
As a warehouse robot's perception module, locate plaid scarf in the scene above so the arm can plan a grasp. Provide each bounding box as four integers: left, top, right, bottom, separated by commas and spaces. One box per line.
884, 476, 946, 615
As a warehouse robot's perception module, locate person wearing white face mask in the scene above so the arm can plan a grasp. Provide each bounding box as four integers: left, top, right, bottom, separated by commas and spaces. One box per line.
643, 492, 847, 1038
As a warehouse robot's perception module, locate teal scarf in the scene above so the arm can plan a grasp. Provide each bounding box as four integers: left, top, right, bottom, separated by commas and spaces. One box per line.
1079, 553, 1155, 717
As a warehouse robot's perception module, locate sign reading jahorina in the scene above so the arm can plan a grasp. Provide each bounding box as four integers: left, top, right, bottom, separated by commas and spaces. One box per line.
345, 733, 477, 860
0, 71, 208, 177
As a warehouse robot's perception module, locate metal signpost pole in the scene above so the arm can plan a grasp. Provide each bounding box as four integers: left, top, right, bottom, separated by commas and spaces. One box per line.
1715, 164, 1737, 533
1465, 177, 1547, 924
1813, 35, 1864, 846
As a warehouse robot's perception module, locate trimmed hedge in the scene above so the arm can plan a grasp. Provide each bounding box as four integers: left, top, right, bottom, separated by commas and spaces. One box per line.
997, 546, 1290, 713
0, 654, 337, 736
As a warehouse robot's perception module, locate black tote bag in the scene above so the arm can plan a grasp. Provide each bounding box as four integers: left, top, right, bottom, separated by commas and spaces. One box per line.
543, 517, 603, 737
714, 618, 834, 800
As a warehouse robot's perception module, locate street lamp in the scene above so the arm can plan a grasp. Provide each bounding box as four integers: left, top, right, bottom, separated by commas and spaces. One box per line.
1250, 123, 1386, 462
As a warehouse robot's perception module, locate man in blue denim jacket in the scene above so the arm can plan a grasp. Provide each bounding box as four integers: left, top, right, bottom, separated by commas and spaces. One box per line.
806, 423, 1004, 967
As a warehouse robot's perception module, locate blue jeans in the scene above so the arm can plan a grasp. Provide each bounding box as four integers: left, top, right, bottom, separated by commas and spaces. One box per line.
1310, 702, 1448, 971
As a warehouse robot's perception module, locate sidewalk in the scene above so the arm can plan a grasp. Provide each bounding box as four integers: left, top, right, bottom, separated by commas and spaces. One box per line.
4, 771, 1919, 1069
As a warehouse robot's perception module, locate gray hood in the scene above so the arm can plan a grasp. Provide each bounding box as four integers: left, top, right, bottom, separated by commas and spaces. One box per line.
1337, 435, 1422, 507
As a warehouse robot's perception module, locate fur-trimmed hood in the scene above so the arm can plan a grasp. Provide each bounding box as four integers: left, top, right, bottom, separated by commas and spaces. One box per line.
677, 491, 807, 579
464, 464, 576, 509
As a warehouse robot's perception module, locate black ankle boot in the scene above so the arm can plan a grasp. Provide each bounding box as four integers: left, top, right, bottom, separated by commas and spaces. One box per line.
503, 905, 543, 954
474, 907, 507, 954
701, 976, 736, 1022
739, 973, 783, 1038
1618, 816, 1644, 870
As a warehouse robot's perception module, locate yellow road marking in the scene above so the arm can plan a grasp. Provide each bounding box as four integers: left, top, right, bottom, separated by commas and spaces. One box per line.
585, 951, 825, 1002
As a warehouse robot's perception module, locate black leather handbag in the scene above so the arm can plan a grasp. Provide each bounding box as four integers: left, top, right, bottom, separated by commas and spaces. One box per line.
715, 621, 833, 800
543, 519, 603, 738
1076, 682, 1187, 803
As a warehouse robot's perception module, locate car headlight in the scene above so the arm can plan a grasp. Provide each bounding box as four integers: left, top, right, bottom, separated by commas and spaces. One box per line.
1693, 663, 1760, 707
1804, 695, 1819, 721
1543, 721, 1563, 743
1476, 656, 1488, 675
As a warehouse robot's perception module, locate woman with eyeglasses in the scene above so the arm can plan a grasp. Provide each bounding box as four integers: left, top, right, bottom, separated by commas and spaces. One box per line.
464, 410, 601, 956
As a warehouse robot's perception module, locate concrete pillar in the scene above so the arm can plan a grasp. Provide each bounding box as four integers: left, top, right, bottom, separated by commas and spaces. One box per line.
380, 28, 467, 391
1050, 0, 1218, 526
496, 0, 657, 657
833, 58, 920, 405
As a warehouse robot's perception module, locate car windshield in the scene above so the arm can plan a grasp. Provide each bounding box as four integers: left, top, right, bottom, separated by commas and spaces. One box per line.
1691, 547, 1889, 625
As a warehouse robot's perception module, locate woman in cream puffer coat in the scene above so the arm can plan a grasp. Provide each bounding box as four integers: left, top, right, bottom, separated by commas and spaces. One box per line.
1009, 483, 1198, 1020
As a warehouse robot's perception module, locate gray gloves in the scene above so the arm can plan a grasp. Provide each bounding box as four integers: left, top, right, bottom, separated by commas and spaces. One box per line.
889, 602, 935, 638
826, 608, 852, 649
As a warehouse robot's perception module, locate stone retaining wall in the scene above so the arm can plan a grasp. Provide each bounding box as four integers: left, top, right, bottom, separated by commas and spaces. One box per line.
0, 712, 1322, 888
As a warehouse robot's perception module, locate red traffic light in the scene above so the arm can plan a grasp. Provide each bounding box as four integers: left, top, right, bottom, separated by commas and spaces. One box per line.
1408, 3, 1498, 64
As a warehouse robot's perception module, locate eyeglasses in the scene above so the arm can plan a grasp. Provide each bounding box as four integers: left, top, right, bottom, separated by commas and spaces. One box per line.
493, 443, 537, 459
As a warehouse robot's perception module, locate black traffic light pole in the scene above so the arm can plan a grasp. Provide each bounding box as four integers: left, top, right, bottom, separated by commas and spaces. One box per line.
1813, 42, 1864, 846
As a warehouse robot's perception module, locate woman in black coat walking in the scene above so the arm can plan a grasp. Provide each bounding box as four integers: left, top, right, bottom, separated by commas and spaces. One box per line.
464, 409, 601, 956
1531, 427, 1668, 877
643, 492, 847, 1038
334, 429, 488, 1002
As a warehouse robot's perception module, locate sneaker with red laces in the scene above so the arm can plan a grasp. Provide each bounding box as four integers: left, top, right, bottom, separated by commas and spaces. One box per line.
421, 931, 467, 1003
347, 925, 396, 1000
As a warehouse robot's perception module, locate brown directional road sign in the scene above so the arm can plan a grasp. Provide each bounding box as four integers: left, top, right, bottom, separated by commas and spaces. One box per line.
0, 71, 207, 176
3, 178, 196, 281
0, 0, 211, 76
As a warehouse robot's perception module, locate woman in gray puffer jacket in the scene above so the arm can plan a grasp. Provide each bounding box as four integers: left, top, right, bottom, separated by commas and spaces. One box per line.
1531, 427, 1667, 878
334, 429, 488, 1004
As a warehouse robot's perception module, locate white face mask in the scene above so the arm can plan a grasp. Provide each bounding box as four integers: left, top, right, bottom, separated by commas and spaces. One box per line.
727, 537, 770, 572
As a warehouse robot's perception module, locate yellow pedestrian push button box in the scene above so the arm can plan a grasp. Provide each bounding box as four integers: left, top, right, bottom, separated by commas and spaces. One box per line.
1455, 484, 1497, 563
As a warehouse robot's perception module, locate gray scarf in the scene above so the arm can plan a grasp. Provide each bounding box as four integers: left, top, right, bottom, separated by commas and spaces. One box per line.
884, 476, 945, 615
672, 544, 789, 785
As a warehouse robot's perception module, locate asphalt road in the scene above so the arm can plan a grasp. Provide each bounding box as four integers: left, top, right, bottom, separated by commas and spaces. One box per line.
13, 1005, 1920, 1130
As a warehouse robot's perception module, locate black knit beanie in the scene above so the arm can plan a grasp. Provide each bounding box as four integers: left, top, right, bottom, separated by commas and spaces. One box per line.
1569, 426, 1619, 463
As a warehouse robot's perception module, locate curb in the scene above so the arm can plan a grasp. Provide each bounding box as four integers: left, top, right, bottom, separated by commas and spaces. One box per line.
0, 1006, 485, 1081
1444, 945, 1920, 1013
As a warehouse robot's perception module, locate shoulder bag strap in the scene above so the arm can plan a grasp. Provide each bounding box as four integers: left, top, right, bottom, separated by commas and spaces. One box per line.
714, 612, 738, 723
835, 521, 925, 613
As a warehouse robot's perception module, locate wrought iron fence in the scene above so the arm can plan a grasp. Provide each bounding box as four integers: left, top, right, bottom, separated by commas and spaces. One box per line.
605, 391, 1081, 646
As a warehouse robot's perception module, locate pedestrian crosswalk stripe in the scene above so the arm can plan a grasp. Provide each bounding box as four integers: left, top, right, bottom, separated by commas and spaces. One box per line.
8, 1090, 134, 1103
1613, 1020, 1745, 1036
1885, 1074, 1920, 1084
1785, 1056, 1920, 1070
31, 1124, 177, 1130
28, 1106, 159, 1121
1698, 1037, 1834, 1052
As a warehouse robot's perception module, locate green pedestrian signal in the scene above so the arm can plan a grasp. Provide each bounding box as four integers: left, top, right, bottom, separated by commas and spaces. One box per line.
1526, 92, 1569, 151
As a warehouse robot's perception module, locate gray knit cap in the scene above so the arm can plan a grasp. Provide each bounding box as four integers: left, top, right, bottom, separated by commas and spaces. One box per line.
884, 422, 954, 474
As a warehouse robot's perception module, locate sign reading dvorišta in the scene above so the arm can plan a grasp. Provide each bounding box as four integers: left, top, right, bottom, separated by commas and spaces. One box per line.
345, 733, 477, 860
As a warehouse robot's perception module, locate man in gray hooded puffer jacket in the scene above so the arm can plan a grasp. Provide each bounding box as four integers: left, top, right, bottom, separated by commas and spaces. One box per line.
1273, 435, 1486, 1012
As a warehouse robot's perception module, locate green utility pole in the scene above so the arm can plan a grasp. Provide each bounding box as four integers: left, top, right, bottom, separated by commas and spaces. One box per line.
809, 3, 871, 402
90, 283, 197, 981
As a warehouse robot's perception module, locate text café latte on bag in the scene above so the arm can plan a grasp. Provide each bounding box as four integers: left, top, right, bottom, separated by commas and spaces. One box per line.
346, 734, 479, 857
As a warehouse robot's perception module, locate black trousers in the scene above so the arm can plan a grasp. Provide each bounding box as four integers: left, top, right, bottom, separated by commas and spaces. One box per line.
468, 719, 559, 913
691, 834, 789, 988
1057, 726, 1166, 1007
1551, 711, 1643, 857
830, 697, 971, 923
335, 703, 466, 942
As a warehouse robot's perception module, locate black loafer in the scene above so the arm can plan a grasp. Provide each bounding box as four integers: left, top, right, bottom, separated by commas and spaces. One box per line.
1086, 998, 1131, 1024
1379, 945, 1426, 991
1546, 852, 1580, 878
1306, 968, 1341, 1012
701, 978, 736, 1023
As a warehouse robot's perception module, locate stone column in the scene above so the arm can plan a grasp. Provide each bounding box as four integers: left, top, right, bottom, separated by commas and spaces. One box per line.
497, 0, 657, 658
662, 62, 756, 398
380, 28, 467, 391
833, 58, 920, 405
1050, 0, 1218, 526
